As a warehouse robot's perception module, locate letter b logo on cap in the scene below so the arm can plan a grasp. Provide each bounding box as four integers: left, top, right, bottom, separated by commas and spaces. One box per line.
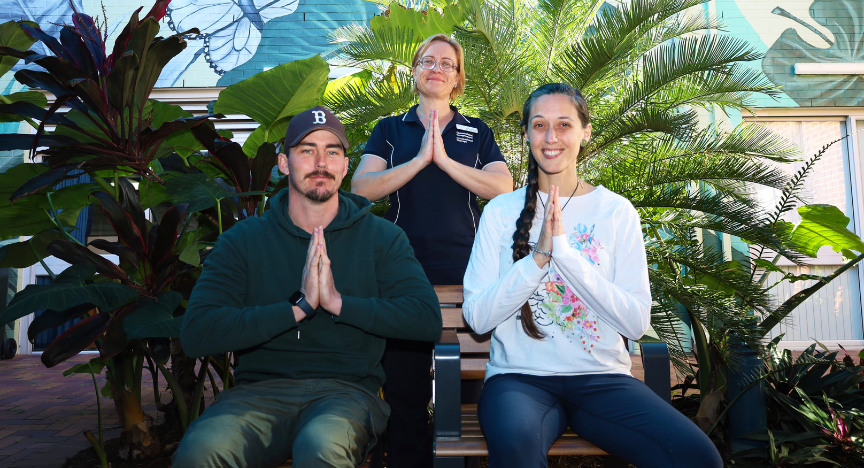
312, 111, 326, 124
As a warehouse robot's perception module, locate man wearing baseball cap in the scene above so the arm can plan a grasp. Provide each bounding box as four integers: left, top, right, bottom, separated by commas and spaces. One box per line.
174, 106, 442, 468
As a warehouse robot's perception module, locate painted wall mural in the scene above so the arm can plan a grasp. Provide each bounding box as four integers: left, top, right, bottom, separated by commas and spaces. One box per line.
0, 0, 377, 89
720, 0, 863, 107
0, 0, 860, 103
763, 0, 864, 107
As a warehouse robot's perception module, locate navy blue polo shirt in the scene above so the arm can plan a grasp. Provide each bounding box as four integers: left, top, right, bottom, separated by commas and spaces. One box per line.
362, 105, 506, 285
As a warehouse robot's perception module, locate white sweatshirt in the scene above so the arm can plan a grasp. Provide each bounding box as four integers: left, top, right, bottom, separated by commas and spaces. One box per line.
463, 185, 651, 379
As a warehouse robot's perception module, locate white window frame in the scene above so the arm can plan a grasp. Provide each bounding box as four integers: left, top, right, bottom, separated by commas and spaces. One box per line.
744, 107, 864, 350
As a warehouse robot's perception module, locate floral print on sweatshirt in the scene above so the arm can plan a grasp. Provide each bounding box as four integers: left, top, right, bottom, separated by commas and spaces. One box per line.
569, 223, 604, 265
532, 268, 601, 353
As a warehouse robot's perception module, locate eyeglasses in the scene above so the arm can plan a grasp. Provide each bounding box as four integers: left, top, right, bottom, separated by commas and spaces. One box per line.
416, 57, 457, 73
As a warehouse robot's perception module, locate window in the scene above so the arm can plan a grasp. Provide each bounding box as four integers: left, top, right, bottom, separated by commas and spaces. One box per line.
745, 114, 864, 344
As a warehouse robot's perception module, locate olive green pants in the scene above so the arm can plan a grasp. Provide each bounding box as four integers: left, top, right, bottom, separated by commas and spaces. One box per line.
172, 378, 389, 468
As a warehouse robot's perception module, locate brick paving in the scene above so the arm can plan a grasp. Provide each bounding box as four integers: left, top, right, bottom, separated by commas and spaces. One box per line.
0, 350, 690, 468
0, 353, 220, 468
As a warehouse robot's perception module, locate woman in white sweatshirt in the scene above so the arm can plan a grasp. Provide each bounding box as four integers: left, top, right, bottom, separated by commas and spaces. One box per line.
462, 83, 722, 468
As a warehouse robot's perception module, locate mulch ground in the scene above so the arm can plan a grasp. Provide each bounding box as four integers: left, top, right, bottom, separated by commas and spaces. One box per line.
0, 352, 675, 467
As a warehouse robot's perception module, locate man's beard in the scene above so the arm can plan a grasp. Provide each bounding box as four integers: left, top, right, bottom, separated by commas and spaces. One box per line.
290, 170, 338, 204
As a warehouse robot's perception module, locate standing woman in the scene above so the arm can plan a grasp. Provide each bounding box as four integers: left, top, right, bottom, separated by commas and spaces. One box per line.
462, 83, 723, 468
352, 34, 513, 467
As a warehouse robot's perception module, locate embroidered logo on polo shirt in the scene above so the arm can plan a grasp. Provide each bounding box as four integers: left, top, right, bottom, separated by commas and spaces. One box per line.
456, 124, 478, 133
456, 131, 474, 143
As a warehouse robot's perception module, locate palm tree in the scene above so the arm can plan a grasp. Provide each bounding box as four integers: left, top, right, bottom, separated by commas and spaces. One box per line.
325, 0, 864, 431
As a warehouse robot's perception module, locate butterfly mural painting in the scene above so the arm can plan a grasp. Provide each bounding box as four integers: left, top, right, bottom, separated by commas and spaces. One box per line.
163, 0, 299, 82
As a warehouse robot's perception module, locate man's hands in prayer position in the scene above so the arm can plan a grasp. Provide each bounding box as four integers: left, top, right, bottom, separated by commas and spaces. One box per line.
298, 227, 343, 319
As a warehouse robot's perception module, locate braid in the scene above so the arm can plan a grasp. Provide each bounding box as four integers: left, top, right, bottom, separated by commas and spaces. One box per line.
511, 152, 545, 339
512, 154, 539, 262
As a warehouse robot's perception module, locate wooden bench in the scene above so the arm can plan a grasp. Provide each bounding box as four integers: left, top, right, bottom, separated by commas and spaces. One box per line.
431, 285, 672, 468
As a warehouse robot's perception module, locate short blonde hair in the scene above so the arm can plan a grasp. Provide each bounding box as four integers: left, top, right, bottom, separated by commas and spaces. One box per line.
412, 34, 465, 101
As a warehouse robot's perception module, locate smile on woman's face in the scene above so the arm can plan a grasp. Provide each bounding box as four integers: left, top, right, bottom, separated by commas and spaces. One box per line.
413, 41, 458, 98
526, 94, 592, 177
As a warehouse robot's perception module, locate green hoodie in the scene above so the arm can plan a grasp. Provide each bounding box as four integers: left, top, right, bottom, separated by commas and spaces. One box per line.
181, 189, 442, 395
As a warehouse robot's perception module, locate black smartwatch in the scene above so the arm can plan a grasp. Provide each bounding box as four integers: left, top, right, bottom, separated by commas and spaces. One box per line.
289, 291, 316, 320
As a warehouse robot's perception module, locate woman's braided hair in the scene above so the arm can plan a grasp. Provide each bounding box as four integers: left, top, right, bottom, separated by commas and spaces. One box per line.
511, 83, 591, 340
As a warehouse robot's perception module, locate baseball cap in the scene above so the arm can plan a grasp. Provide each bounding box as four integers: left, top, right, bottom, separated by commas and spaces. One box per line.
283, 106, 350, 150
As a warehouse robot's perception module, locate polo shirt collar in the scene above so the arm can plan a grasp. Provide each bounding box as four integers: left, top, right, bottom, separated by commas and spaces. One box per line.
403, 104, 470, 126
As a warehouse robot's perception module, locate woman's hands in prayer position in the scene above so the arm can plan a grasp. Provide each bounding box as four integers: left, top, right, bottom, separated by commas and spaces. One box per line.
533, 185, 564, 268
416, 109, 452, 167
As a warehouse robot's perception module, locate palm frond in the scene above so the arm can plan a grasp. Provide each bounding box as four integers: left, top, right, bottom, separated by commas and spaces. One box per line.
323, 70, 417, 132
329, 23, 420, 69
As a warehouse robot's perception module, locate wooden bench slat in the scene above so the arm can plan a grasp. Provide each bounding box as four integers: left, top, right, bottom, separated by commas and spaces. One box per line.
457, 332, 491, 353
460, 358, 487, 380
441, 307, 470, 328
436, 285, 464, 305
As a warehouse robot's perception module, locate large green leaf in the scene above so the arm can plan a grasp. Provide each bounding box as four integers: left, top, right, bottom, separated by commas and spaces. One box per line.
0, 204, 82, 241
241, 119, 290, 158
0, 230, 65, 268
786, 205, 864, 258
0, 162, 47, 197
123, 291, 183, 339
139, 178, 172, 209
0, 20, 38, 79
167, 173, 264, 212
213, 55, 329, 134
324, 70, 373, 100
166, 173, 225, 212
1, 275, 139, 324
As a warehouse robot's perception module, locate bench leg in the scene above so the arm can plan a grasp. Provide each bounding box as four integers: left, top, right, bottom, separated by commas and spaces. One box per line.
433, 456, 465, 468
603, 455, 629, 468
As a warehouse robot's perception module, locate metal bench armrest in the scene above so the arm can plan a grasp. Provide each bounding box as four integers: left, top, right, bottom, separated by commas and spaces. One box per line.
433, 330, 462, 438
637, 336, 671, 404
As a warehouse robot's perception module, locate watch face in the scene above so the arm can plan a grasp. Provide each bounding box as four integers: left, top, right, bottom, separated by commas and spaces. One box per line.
289, 291, 304, 305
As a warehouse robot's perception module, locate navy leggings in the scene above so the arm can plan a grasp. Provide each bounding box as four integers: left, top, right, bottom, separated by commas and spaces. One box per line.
478, 373, 723, 468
